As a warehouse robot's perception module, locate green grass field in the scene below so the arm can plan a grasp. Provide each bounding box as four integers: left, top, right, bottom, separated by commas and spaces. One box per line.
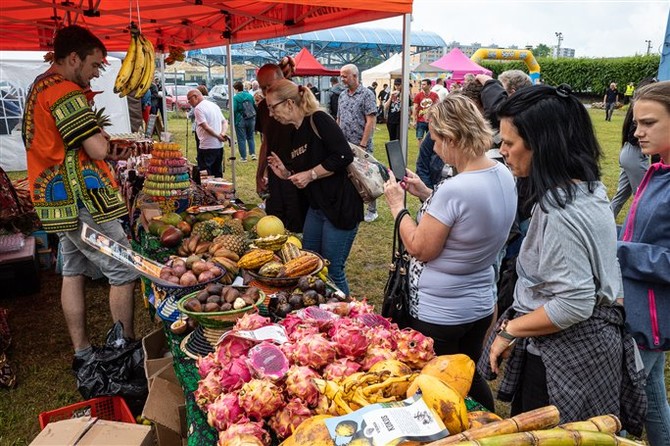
1, 106, 665, 445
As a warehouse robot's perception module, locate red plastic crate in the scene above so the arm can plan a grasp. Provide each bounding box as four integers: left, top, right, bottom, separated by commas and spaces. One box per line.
38, 396, 135, 430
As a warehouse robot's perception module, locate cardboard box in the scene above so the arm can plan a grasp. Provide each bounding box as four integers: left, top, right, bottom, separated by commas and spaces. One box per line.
30, 417, 153, 446
142, 328, 173, 380
142, 365, 187, 446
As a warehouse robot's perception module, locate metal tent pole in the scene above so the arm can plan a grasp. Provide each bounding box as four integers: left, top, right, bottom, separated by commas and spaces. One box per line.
400, 13, 412, 208
226, 42, 237, 193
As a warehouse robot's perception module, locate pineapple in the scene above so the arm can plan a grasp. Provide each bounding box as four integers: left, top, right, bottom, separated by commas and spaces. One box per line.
222, 218, 244, 236
213, 234, 247, 256
191, 220, 223, 242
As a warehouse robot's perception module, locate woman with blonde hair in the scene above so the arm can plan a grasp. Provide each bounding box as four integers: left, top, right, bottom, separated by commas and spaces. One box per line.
384, 94, 517, 410
265, 79, 363, 295
618, 80, 670, 445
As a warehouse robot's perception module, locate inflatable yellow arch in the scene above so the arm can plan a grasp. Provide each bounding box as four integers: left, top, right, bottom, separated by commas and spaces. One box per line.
470, 48, 541, 84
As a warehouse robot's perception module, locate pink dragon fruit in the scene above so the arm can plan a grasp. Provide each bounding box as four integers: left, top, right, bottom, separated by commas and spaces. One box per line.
268, 397, 313, 439
299, 306, 338, 331
238, 378, 285, 421
292, 333, 337, 369
346, 299, 376, 317
366, 325, 398, 350
218, 356, 252, 392
207, 392, 244, 431
280, 314, 304, 336
328, 319, 369, 359
217, 420, 270, 446
246, 341, 290, 380
286, 322, 320, 342
322, 358, 362, 381
197, 352, 221, 379
356, 312, 392, 329
234, 313, 272, 331
216, 335, 254, 362
194, 370, 223, 410
360, 347, 396, 371
394, 328, 435, 369
284, 365, 321, 407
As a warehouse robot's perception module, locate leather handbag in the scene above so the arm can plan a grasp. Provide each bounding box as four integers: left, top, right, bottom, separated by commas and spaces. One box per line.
309, 115, 389, 203
381, 209, 411, 328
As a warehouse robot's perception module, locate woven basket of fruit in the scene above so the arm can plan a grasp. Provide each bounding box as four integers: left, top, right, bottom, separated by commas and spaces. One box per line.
178, 285, 265, 329
243, 249, 324, 288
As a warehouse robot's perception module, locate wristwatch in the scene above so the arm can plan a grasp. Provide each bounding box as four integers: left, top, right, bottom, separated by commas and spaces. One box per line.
310, 169, 318, 180
496, 319, 516, 342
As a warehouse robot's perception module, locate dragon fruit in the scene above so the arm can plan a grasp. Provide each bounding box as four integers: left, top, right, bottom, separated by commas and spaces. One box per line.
268, 397, 313, 439
238, 379, 285, 420
286, 322, 320, 342
314, 394, 339, 416
322, 358, 361, 381
328, 319, 369, 359
346, 299, 376, 317
299, 306, 338, 331
366, 325, 398, 350
246, 341, 290, 380
218, 356, 252, 392
292, 333, 337, 369
357, 312, 392, 329
197, 352, 221, 379
280, 314, 304, 336
284, 365, 321, 407
216, 335, 254, 362
218, 434, 265, 446
217, 420, 270, 446
395, 328, 435, 369
207, 392, 244, 431
360, 347, 396, 371
234, 313, 272, 331
195, 370, 223, 410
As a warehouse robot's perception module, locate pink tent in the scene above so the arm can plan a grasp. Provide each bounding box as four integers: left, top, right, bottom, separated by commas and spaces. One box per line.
429, 48, 492, 82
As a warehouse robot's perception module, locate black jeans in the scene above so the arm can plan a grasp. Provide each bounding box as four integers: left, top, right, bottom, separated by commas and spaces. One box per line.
196, 147, 223, 178
409, 313, 495, 411
387, 122, 400, 141
510, 350, 550, 416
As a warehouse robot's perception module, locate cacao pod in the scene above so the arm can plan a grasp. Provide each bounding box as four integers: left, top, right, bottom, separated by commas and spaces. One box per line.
280, 242, 302, 263
237, 249, 275, 270
280, 254, 320, 278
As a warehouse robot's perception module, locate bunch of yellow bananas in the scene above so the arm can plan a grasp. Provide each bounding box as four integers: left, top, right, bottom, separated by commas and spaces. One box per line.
114, 29, 155, 99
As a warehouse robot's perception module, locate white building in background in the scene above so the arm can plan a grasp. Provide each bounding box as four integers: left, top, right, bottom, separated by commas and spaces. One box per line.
553, 46, 576, 58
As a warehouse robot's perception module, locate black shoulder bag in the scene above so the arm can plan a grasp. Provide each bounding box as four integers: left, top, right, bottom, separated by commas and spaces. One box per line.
381, 209, 411, 328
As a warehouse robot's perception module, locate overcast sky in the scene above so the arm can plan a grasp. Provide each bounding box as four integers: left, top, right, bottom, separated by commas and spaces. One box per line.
362, 0, 669, 58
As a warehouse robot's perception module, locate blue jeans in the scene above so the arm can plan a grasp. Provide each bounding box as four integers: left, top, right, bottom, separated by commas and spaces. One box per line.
235, 117, 256, 160
640, 349, 670, 446
415, 121, 429, 140
302, 208, 358, 296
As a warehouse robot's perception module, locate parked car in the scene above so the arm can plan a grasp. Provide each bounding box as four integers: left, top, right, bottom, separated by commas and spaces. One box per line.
208, 85, 229, 109
164, 85, 192, 111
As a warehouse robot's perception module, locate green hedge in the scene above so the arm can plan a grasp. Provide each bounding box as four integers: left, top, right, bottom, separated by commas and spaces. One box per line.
479, 55, 659, 94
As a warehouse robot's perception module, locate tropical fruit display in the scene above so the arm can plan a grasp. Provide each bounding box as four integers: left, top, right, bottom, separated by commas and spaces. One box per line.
144, 142, 190, 197
114, 25, 155, 99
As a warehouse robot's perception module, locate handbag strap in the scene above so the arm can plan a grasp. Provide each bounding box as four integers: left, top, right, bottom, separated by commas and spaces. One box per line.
392, 209, 410, 257
309, 114, 321, 139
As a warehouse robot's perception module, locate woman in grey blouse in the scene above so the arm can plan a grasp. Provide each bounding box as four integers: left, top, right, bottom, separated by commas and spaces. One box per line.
483, 84, 646, 435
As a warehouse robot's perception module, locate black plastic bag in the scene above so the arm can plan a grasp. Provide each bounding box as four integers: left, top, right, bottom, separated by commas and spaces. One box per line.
74, 322, 147, 413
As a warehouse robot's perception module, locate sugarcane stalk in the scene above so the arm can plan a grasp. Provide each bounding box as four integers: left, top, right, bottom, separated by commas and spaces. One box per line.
431, 405, 560, 445
444, 428, 641, 445
558, 415, 621, 434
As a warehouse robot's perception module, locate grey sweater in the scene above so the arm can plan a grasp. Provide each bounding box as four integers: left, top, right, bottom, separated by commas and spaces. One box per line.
513, 182, 623, 329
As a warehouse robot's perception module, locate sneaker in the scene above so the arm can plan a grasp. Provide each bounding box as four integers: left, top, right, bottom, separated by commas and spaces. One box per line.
364, 211, 378, 223
251, 155, 257, 161
240, 158, 248, 163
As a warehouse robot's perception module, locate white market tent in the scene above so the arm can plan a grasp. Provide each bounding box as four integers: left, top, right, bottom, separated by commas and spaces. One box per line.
0, 52, 130, 172
361, 53, 404, 87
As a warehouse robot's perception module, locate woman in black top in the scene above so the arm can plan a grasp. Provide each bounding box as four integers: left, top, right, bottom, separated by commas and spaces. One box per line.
266, 79, 363, 295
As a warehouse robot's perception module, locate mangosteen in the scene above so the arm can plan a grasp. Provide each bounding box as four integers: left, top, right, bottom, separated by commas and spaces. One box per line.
288, 294, 303, 310
302, 290, 319, 307
275, 302, 293, 318
276, 294, 288, 305
313, 278, 326, 295
297, 276, 312, 292
324, 288, 334, 299
317, 293, 326, 304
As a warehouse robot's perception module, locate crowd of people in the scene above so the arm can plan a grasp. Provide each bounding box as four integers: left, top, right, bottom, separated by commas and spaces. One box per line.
18, 23, 668, 445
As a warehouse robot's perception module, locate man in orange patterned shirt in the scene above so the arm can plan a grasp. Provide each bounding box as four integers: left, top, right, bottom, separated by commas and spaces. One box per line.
22, 25, 138, 364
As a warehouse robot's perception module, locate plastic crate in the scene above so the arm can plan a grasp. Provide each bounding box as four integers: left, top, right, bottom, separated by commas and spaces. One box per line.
38, 396, 135, 430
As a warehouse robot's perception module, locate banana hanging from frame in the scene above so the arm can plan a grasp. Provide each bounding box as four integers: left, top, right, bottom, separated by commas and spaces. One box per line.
122, 32, 146, 98
134, 33, 155, 99
113, 31, 137, 94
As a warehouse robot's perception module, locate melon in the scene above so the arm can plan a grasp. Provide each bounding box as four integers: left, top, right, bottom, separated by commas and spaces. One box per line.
286, 235, 302, 249
256, 215, 285, 237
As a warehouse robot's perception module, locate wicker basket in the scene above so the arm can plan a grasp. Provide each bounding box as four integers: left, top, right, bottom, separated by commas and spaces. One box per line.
177, 287, 266, 329
244, 250, 324, 288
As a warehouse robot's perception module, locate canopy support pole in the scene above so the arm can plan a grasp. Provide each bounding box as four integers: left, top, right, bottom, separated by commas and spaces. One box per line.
226, 42, 237, 193
400, 13, 412, 208
159, 52, 168, 134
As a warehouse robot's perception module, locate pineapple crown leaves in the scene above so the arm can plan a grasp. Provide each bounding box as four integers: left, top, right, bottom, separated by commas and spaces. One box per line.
94, 107, 112, 128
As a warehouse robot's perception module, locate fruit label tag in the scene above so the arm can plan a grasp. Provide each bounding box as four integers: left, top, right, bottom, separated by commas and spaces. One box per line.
228, 324, 289, 344
80, 222, 168, 284
324, 393, 448, 445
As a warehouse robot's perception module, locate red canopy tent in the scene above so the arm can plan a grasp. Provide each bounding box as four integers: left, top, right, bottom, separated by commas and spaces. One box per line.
292, 47, 340, 76
0, 1, 412, 51
429, 47, 492, 82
